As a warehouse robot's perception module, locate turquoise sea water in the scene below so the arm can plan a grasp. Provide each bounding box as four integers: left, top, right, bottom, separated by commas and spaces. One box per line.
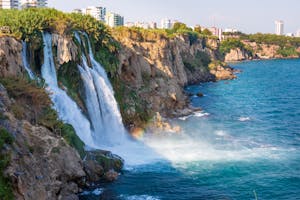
80, 59, 300, 200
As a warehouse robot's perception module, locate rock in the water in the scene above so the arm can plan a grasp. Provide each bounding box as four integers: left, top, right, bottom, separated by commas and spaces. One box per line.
85, 150, 124, 173
83, 160, 104, 183
196, 92, 204, 97
104, 169, 119, 182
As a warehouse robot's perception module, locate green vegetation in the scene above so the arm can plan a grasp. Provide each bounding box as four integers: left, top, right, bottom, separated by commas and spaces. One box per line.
242, 33, 300, 47
219, 38, 246, 54
0, 128, 14, 200
0, 8, 118, 76
112, 78, 153, 127
112, 22, 217, 45
0, 78, 85, 158
0, 8, 108, 41
57, 61, 86, 110
220, 33, 300, 58
277, 46, 298, 57
183, 51, 211, 72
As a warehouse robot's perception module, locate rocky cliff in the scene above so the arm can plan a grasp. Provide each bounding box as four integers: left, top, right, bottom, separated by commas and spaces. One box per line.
111, 29, 235, 129
224, 40, 300, 62
0, 36, 123, 200
0, 30, 237, 198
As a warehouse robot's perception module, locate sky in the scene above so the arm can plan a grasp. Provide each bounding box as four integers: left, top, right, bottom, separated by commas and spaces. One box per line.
48, 0, 300, 34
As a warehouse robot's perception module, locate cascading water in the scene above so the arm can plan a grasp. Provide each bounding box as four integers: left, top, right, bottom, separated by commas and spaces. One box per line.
41, 32, 96, 148
21, 41, 35, 79
75, 32, 126, 146
74, 32, 162, 165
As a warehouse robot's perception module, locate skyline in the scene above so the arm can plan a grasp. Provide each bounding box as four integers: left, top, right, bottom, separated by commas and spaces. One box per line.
48, 0, 300, 34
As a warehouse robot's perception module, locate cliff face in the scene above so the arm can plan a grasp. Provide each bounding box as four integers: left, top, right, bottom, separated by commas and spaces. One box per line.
225, 48, 250, 62
0, 34, 124, 199
0, 37, 25, 78
224, 41, 300, 62
0, 84, 86, 200
113, 31, 235, 124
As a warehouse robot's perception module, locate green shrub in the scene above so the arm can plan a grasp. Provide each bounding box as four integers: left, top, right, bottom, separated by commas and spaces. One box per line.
277, 46, 298, 57
60, 124, 85, 158
0, 128, 14, 200
219, 38, 245, 54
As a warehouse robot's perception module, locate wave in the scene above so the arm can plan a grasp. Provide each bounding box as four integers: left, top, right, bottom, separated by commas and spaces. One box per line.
120, 195, 160, 200
80, 188, 103, 196
238, 116, 251, 122
178, 111, 210, 121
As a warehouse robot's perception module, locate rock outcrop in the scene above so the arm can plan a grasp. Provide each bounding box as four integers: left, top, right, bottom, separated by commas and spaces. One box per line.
225, 48, 250, 62
0, 84, 85, 200
52, 34, 78, 65
0, 37, 25, 78
113, 30, 235, 125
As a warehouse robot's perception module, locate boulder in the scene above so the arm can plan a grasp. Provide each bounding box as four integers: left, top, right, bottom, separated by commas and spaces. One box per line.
85, 150, 124, 173
104, 170, 119, 182
83, 160, 104, 183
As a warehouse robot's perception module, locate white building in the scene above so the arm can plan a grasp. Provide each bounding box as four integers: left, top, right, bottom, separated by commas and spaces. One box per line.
149, 22, 157, 29
85, 6, 106, 22
286, 33, 294, 37
296, 30, 300, 37
20, 0, 47, 8
105, 12, 124, 27
0, 0, 18, 9
161, 18, 173, 29
224, 28, 238, 33
208, 27, 223, 40
275, 20, 284, 35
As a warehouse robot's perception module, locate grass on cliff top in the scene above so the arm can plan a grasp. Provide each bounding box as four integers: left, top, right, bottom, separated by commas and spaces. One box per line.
0, 78, 86, 158
0, 127, 14, 200
0, 8, 109, 42
111, 25, 217, 44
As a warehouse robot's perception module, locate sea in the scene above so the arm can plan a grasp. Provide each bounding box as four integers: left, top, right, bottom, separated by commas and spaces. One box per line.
80, 59, 300, 200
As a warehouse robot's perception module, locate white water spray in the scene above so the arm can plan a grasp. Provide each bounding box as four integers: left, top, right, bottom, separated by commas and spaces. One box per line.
74, 32, 163, 165
21, 41, 35, 79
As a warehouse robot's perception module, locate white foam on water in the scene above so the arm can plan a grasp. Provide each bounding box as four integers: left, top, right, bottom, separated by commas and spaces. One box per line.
178, 111, 209, 121
238, 116, 251, 122
80, 188, 103, 196
120, 195, 160, 200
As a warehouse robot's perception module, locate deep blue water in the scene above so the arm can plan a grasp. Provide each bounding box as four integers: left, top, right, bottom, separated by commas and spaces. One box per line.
80, 59, 300, 200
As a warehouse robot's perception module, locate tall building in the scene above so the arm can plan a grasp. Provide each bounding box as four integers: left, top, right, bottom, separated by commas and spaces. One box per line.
161, 18, 173, 29
20, 0, 47, 9
105, 12, 124, 27
208, 27, 223, 40
149, 22, 157, 29
275, 20, 284, 35
0, 0, 19, 9
85, 6, 106, 22
296, 30, 300, 37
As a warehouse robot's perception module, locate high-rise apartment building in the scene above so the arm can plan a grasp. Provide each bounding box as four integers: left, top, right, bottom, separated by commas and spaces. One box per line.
0, 0, 19, 9
85, 6, 106, 22
296, 30, 300, 37
161, 18, 173, 29
105, 12, 124, 27
20, 0, 47, 9
275, 20, 284, 35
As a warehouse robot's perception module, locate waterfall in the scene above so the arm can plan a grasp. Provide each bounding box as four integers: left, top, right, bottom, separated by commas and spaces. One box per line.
41, 32, 96, 148
75, 32, 126, 146
21, 41, 35, 79
39, 31, 161, 165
